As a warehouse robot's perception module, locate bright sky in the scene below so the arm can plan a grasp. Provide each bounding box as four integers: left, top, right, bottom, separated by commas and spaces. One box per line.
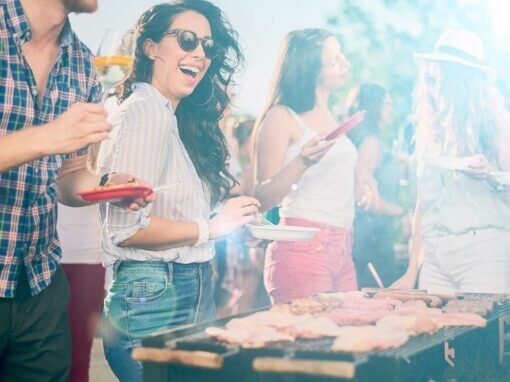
70, 0, 339, 116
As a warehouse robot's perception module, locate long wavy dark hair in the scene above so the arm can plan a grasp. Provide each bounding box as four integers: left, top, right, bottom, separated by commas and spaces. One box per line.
120, 0, 243, 205
346, 83, 386, 148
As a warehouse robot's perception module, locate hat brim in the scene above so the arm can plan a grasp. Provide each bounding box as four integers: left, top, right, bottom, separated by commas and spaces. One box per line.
413, 52, 496, 79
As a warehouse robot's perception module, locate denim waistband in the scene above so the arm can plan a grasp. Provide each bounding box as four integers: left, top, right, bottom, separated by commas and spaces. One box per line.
114, 260, 211, 277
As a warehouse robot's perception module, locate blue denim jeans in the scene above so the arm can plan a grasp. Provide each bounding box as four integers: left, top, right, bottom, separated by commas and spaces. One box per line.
102, 261, 216, 382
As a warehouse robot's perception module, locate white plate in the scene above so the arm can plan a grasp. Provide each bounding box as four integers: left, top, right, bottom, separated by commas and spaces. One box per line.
247, 224, 320, 241
423, 156, 477, 171
489, 172, 510, 185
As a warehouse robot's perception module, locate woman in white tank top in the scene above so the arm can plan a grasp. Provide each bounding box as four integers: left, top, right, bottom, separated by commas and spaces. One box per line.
254, 29, 358, 304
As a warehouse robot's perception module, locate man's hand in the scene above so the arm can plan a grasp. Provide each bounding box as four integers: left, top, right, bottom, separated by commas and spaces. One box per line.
43, 102, 112, 155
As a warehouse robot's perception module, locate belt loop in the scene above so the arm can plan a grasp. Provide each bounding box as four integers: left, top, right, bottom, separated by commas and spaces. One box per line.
113, 261, 121, 275
167, 262, 174, 284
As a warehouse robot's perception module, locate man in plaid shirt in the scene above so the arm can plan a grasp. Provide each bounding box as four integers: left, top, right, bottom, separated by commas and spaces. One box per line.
0, 0, 153, 380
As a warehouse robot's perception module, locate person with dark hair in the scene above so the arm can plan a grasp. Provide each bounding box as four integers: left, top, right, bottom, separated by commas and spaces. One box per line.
254, 28, 358, 304
232, 118, 256, 195
97, 1, 260, 379
392, 29, 510, 293
346, 83, 406, 288
0, 1, 153, 381
217, 117, 269, 314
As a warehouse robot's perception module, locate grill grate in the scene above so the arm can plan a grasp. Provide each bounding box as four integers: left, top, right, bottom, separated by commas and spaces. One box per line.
145, 302, 510, 362
376, 303, 510, 359
141, 300, 510, 381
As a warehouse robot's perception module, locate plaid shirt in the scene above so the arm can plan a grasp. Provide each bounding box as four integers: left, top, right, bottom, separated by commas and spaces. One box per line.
0, 0, 101, 297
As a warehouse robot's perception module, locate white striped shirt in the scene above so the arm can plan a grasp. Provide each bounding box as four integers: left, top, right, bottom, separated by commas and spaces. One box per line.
96, 82, 214, 266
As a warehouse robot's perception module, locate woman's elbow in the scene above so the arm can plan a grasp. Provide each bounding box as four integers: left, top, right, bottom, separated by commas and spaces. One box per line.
117, 238, 131, 248
253, 186, 272, 212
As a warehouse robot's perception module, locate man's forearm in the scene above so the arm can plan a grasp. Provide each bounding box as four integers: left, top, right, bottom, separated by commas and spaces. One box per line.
57, 156, 100, 206
0, 127, 49, 173
57, 168, 99, 206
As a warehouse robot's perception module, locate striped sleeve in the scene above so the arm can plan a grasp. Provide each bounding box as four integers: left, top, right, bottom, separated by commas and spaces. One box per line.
104, 98, 171, 244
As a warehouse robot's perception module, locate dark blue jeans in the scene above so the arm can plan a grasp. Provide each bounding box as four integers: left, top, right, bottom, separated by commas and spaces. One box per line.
102, 261, 216, 382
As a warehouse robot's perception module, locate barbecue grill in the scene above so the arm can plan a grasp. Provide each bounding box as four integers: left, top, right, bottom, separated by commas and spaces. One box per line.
136, 301, 510, 381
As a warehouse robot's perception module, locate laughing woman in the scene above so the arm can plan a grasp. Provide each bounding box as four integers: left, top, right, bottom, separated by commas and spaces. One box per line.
96, 1, 259, 380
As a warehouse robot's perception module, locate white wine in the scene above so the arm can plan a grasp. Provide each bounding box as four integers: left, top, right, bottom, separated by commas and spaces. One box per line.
94, 55, 134, 89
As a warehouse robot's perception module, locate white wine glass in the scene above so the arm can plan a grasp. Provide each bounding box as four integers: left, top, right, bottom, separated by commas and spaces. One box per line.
94, 28, 136, 233
94, 28, 135, 103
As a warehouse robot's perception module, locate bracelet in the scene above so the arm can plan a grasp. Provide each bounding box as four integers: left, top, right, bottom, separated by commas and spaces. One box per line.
299, 153, 316, 167
193, 218, 210, 247
99, 172, 116, 187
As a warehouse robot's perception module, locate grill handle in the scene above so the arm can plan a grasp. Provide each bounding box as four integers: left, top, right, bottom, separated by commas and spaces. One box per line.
132, 347, 223, 369
253, 357, 355, 379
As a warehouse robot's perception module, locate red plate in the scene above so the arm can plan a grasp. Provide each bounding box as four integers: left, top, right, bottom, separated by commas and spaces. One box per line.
77, 184, 153, 202
325, 110, 366, 140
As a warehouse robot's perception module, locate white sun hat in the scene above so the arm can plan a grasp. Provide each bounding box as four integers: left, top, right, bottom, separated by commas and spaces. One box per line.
414, 28, 496, 78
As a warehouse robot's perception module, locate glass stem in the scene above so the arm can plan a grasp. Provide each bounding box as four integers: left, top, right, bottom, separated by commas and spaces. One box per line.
100, 88, 111, 104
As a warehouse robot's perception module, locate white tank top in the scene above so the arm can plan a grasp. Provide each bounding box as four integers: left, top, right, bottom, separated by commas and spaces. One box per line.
279, 108, 357, 228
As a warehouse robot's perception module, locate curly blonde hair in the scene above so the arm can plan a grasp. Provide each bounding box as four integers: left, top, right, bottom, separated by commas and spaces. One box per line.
413, 60, 507, 164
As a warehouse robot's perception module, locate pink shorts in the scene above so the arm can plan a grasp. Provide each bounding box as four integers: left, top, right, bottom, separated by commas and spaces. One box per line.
264, 218, 358, 304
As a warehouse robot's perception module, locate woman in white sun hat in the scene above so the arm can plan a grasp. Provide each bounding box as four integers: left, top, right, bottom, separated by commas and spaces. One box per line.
392, 28, 510, 293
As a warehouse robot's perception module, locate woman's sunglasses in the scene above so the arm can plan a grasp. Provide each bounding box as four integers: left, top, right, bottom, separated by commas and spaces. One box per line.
163, 29, 220, 59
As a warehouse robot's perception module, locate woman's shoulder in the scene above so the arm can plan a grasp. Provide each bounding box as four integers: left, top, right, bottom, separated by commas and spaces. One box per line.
109, 91, 174, 139
117, 89, 172, 124
356, 135, 383, 164
268, 104, 292, 114
260, 105, 298, 133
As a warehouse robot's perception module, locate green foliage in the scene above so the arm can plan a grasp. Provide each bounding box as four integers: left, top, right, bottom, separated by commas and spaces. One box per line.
327, 0, 506, 132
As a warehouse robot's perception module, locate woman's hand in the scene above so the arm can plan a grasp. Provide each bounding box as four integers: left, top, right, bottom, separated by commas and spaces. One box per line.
462, 154, 496, 179
356, 174, 381, 210
390, 268, 418, 289
299, 134, 335, 167
108, 173, 156, 211
209, 196, 261, 239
